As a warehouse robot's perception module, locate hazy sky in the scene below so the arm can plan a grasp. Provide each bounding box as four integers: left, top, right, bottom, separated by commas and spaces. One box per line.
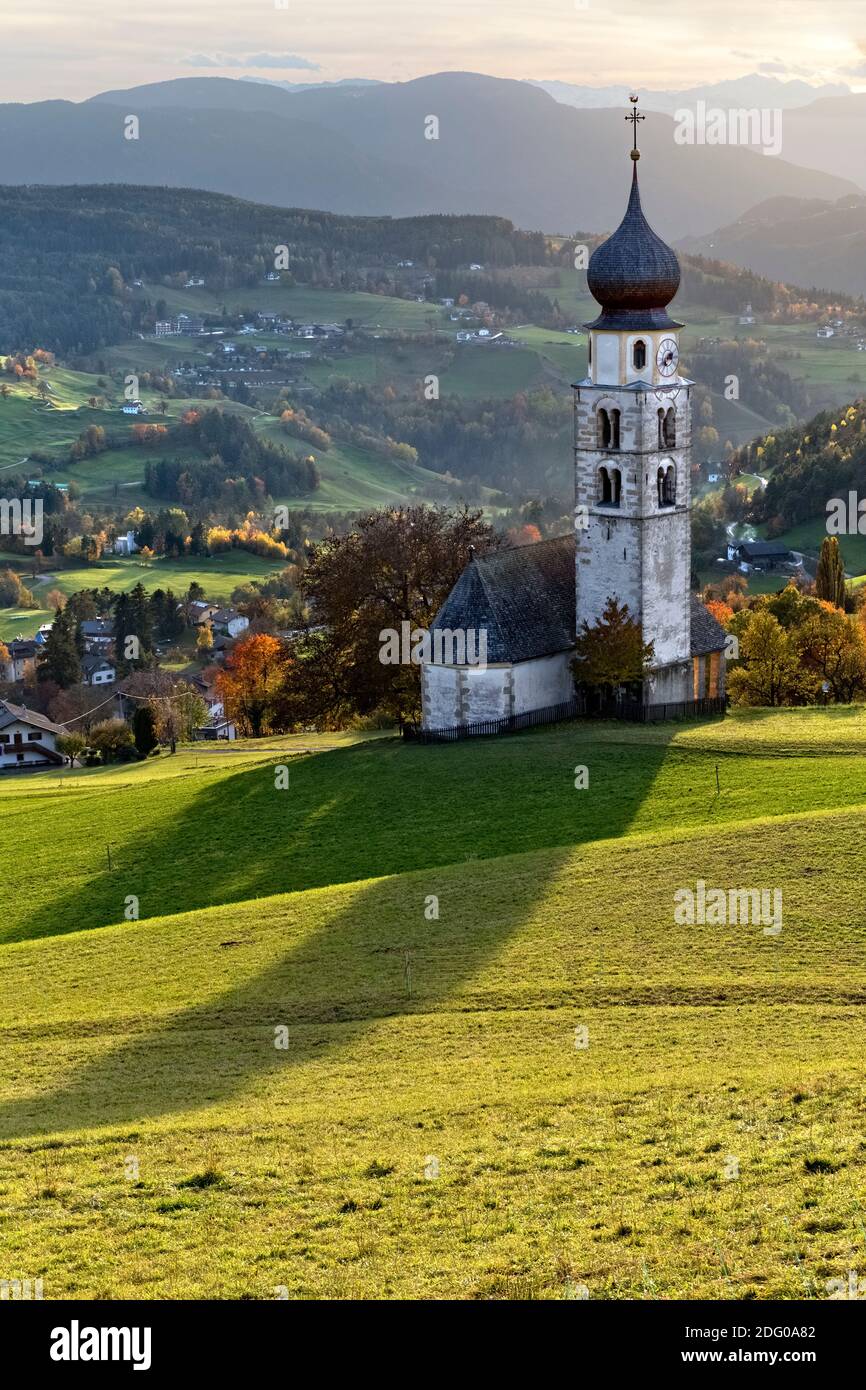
3, 0, 865, 102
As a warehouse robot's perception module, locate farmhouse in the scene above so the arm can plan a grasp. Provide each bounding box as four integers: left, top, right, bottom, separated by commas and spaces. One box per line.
0, 700, 65, 771
421, 105, 727, 733
727, 540, 797, 572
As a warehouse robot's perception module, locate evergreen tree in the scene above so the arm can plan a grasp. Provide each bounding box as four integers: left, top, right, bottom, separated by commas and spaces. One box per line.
816, 536, 846, 609
38, 606, 81, 687
132, 704, 159, 757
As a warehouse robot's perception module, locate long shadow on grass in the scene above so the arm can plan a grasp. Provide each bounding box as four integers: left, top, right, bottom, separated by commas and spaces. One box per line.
11, 726, 685, 944
0, 722, 681, 1138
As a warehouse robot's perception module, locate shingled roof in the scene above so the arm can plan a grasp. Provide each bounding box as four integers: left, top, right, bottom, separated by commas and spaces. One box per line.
432, 534, 727, 664
690, 597, 727, 656
432, 535, 576, 663
0, 699, 66, 735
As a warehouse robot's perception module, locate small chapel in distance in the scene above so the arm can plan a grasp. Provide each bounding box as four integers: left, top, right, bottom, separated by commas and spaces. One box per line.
421, 101, 727, 734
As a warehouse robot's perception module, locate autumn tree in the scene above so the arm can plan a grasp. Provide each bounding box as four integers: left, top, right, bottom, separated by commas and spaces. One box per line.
56, 731, 87, 766
285, 505, 499, 728
727, 610, 816, 706
796, 605, 866, 703
217, 633, 285, 737
571, 598, 654, 702
815, 536, 846, 608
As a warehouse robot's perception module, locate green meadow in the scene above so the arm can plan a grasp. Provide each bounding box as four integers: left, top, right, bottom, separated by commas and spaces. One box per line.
0, 710, 865, 1298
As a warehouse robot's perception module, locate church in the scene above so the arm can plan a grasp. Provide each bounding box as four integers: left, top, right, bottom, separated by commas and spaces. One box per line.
421, 103, 727, 734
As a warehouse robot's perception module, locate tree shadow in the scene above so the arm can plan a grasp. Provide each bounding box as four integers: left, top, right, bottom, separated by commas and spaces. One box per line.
0, 723, 679, 1138
11, 727, 682, 943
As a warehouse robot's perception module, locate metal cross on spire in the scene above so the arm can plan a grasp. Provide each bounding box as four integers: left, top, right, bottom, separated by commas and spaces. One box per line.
626, 94, 644, 160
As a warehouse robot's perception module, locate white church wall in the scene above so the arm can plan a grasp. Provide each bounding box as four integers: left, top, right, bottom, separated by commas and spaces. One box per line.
421, 652, 574, 731
511, 651, 574, 713
421, 663, 511, 730
421, 662, 461, 729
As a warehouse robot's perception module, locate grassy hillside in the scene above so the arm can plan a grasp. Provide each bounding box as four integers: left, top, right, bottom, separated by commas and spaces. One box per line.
4, 709, 866, 946
0, 711, 865, 1299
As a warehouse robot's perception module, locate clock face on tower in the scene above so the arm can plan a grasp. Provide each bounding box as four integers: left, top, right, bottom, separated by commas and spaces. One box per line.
657, 338, 679, 376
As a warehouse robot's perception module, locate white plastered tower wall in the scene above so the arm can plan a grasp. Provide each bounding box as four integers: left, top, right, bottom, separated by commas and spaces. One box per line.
574, 337, 692, 691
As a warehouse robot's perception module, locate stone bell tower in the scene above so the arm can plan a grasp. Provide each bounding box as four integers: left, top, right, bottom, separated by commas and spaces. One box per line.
573, 98, 692, 703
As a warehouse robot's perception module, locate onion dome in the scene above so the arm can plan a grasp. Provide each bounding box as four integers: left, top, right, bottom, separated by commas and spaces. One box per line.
585, 164, 682, 331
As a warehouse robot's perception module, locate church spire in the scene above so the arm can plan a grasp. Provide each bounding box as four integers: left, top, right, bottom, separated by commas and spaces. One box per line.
584, 98, 681, 331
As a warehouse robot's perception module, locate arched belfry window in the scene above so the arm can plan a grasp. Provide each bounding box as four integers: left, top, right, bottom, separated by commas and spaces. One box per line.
633, 339, 647, 371
599, 466, 621, 507
610, 408, 621, 449
657, 463, 676, 507
596, 406, 620, 450
658, 406, 676, 449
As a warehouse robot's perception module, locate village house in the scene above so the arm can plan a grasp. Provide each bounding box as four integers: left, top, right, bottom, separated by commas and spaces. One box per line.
80, 618, 114, 652
210, 608, 249, 640
186, 601, 220, 626
0, 639, 38, 684
0, 700, 66, 772
114, 529, 139, 556
81, 655, 116, 687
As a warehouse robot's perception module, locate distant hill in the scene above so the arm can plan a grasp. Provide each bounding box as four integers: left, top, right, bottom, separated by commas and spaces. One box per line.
530, 73, 850, 114
680, 193, 866, 296
0, 184, 547, 354
737, 398, 866, 533
0, 73, 855, 237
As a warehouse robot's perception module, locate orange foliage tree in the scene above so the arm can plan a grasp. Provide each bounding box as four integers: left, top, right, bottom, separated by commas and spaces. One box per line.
216, 633, 285, 737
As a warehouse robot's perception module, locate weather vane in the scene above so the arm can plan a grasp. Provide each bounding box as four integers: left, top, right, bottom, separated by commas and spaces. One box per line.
626, 94, 644, 160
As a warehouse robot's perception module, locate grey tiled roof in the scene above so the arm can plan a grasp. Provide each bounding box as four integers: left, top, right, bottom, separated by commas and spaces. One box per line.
690, 597, 727, 656
433, 535, 727, 664
432, 536, 577, 663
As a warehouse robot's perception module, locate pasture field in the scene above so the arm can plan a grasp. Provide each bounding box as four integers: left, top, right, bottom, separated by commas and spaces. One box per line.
0, 710, 865, 1299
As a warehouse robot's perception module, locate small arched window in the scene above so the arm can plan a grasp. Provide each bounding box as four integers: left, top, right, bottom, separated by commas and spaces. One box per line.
633, 339, 647, 371
598, 466, 612, 505
657, 407, 676, 449
611, 468, 622, 506
657, 463, 676, 507
596, 406, 620, 450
